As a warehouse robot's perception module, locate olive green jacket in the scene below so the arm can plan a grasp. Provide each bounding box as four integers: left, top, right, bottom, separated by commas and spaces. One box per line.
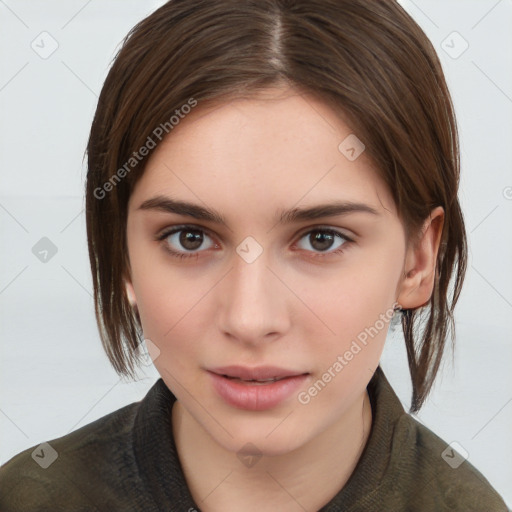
0, 366, 508, 511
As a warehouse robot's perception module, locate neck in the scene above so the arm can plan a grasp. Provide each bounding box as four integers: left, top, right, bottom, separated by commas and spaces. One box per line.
172, 390, 372, 512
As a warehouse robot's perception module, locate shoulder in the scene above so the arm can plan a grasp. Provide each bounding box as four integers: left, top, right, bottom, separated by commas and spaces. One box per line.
389, 413, 509, 511
0, 401, 141, 511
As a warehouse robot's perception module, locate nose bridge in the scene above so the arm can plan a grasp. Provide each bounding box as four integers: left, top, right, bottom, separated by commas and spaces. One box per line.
217, 244, 287, 341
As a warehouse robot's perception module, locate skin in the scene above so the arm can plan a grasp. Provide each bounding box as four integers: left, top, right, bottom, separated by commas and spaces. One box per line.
125, 85, 444, 511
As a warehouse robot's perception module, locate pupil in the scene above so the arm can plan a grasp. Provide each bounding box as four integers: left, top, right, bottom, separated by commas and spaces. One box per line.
180, 230, 203, 250
312, 231, 333, 251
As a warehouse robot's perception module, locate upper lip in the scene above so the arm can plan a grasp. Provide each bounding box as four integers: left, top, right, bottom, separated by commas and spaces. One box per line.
208, 365, 309, 380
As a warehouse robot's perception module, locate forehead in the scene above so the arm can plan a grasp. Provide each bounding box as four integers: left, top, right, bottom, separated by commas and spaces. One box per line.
129, 87, 396, 220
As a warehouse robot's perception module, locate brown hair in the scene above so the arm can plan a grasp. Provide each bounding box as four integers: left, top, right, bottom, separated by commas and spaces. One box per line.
86, 0, 467, 413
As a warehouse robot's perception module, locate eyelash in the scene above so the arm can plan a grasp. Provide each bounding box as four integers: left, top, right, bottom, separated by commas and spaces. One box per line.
156, 225, 353, 261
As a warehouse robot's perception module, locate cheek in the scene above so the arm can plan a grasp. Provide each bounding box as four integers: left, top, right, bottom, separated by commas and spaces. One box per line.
130, 251, 218, 373
300, 245, 402, 365
136, 281, 202, 383
128, 243, 189, 343
135, 278, 204, 344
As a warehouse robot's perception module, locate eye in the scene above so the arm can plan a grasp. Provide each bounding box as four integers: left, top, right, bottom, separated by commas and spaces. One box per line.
294, 228, 351, 257
156, 225, 352, 261
157, 225, 217, 259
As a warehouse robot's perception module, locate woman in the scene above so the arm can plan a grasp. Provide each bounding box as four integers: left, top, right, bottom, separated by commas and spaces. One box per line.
0, 0, 508, 510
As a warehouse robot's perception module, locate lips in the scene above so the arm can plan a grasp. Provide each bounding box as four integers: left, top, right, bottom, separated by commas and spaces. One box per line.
207, 365, 310, 411
223, 376, 285, 384
209, 365, 308, 381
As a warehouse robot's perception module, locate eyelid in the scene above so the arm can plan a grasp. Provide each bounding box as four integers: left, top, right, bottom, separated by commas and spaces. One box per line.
156, 223, 216, 239
295, 224, 354, 242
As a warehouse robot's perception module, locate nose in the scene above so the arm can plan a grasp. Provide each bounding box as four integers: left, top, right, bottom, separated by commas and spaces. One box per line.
216, 247, 291, 346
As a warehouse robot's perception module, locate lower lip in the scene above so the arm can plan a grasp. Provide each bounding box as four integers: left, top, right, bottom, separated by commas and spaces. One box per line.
207, 371, 309, 411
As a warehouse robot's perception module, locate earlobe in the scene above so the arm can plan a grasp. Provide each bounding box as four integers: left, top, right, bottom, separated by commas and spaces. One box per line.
397, 206, 445, 311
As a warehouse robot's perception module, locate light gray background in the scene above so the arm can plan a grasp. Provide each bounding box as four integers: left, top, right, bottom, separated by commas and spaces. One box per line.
1, 0, 511, 506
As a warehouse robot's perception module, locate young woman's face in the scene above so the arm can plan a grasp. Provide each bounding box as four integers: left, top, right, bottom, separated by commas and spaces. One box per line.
126, 86, 409, 455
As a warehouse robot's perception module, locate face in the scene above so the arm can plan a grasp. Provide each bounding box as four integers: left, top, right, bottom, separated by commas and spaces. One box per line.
125, 86, 410, 456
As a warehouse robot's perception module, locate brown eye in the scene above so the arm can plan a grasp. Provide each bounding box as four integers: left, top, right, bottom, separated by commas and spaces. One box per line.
309, 230, 336, 251
296, 228, 350, 255
158, 226, 215, 258
178, 229, 204, 251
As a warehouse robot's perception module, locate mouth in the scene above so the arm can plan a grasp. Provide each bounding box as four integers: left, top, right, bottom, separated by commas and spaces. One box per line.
209, 365, 309, 382
222, 375, 289, 384
206, 365, 310, 411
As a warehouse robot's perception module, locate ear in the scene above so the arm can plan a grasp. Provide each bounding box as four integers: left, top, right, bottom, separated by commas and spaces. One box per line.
125, 279, 137, 307
397, 206, 444, 310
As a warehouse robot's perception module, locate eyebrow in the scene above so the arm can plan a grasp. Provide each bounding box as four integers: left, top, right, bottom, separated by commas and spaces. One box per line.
137, 195, 380, 226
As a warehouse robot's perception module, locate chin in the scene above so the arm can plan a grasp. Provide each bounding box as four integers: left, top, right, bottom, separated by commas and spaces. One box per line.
216, 422, 310, 458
